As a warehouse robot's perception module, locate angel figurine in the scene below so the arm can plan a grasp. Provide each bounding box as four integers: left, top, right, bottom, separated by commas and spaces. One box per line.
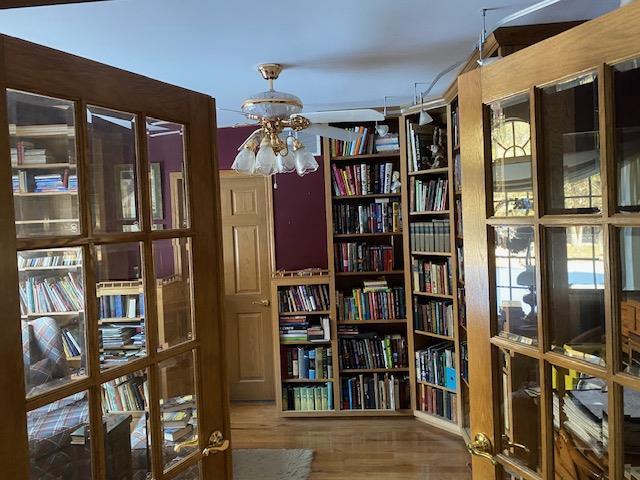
390, 171, 401, 193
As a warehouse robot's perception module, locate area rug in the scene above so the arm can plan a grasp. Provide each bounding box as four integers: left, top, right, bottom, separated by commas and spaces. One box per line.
233, 448, 314, 480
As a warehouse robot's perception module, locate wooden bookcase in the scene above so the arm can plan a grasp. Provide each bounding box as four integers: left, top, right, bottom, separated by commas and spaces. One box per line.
400, 97, 467, 436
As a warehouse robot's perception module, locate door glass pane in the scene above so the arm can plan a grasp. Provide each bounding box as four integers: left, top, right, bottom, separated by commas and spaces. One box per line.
87, 106, 140, 233
613, 58, 640, 212
552, 366, 608, 478
489, 93, 534, 217
623, 387, 640, 479
19, 247, 86, 397
540, 73, 601, 214
172, 463, 201, 480
7, 89, 79, 238
146, 118, 189, 230
493, 226, 537, 345
94, 242, 146, 370
547, 226, 605, 366
159, 350, 199, 470
101, 370, 149, 480
619, 227, 640, 377
499, 349, 541, 474
27, 391, 91, 480
153, 237, 193, 350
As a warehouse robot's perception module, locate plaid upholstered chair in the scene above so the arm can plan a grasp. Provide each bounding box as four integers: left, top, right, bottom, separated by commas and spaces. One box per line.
23, 317, 91, 480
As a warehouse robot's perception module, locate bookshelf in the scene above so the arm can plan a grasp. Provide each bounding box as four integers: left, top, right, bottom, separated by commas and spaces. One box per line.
324, 117, 413, 417
400, 98, 467, 436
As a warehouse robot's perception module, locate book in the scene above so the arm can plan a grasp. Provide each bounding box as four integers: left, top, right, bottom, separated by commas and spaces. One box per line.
278, 284, 330, 312
337, 283, 406, 321
164, 425, 193, 442
413, 300, 454, 336
419, 384, 457, 421
282, 383, 333, 411
410, 177, 448, 212
334, 242, 395, 273
282, 346, 333, 380
416, 343, 456, 388
412, 258, 452, 295
410, 220, 450, 253
331, 162, 395, 196
162, 411, 192, 428
341, 373, 409, 410
332, 200, 402, 235
338, 332, 408, 370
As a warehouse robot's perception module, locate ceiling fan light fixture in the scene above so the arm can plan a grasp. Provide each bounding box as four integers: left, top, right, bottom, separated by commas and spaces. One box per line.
232, 140, 258, 175
276, 138, 296, 173
254, 136, 278, 176
292, 138, 318, 176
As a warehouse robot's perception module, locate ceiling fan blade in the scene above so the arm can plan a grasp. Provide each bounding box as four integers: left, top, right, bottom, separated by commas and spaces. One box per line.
304, 124, 361, 142
237, 128, 263, 151
299, 109, 385, 124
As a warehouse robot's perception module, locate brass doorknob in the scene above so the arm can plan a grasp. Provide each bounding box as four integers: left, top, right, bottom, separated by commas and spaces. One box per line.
466, 433, 497, 465
252, 299, 271, 307
203, 431, 230, 456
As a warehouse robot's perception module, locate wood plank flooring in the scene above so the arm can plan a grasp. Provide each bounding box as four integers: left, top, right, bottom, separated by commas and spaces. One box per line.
230, 402, 472, 479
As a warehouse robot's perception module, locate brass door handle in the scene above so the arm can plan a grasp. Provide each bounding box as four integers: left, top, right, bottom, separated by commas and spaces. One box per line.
466, 433, 497, 465
502, 434, 530, 453
202, 431, 229, 456
252, 299, 271, 307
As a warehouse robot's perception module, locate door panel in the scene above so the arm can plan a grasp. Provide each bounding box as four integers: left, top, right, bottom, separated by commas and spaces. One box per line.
220, 172, 274, 401
459, 4, 640, 479
0, 35, 230, 480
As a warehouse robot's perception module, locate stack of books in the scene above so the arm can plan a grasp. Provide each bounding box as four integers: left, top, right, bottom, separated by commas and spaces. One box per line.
410, 177, 448, 212
414, 300, 453, 336
11, 143, 53, 165
341, 373, 409, 410
419, 384, 457, 421
338, 332, 408, 370
333, 199, 401, 235
101, 372, 148, 412
68, 175, 78, 192
337, 281, 406, 321
410, 220, 451, 253
278, 285, 330, 312
281, 346, 333, 380
334, 243, 394, 273
330, 126, 375, 156
412, 258, 452, 295
100, 325, 136, 349
415, 343, 457, 389
19, 272, 84, 314
282, 383, 333, 411
161, 395, 196, 442
331, 162, 397, 197
374, 132, 400, 153
279, 316, 330, 344
34, 173, 67, 192
99, 293, 144, 319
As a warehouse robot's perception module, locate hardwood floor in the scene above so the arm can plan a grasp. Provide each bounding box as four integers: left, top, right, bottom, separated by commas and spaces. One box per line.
230, 402, 472, 479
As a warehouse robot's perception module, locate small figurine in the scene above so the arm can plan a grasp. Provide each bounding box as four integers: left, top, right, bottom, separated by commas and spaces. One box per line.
430, 126, 446, 168
391, 171, 401, 193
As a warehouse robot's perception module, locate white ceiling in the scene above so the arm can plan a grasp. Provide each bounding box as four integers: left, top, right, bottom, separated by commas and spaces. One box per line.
0, 0, 620, 126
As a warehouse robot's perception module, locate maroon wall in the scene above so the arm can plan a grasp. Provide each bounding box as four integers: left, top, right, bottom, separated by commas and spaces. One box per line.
217, 126, 328, 271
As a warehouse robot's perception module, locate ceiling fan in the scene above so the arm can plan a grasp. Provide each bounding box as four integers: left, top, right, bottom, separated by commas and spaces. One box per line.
231, 63, 385, 177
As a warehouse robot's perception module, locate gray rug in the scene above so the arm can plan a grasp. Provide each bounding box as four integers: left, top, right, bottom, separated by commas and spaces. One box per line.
233, 448, 314, 480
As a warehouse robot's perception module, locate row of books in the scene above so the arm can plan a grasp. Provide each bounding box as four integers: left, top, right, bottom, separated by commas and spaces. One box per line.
330, 127, 377, 157
99, 293, 144, 319
338, 333, 408, 370
406, 122, 439, 172
419, 384, 457, 422
161, 395, 196, 442
281, 346, 333, 380
11, 143, 54, 165
410, 220, 450, 253
416, 343, 457, 389
457, 246, 465, 283
278, 284, 330, 313
455, 198, 463, 233
331, 162, 398, 197
341, 373, 409, 410
61, 328, 82, 358
458, 288, 467, 327
279, 316, 331, 344
414, 300, 454, 337
453, 153, 462, 192
101, 372, 148, 412
410, 177, 448, 212
282, 383, 334, 411
19, 272, 84, 314
334, 243, 395, 273
452, 108, 460, 149
460, 341, 469, 383
333, 200, 401, 235
336, 282, 406, 321
18, 251, 80, 268
412, 258, 452, 296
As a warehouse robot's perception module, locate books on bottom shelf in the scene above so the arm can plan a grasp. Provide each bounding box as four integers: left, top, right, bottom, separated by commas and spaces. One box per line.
419, 384, 457, 422
280, 316, 331, 343
282, 383, 333, 411
341, 373, 409, 410
282, 346, 333, 380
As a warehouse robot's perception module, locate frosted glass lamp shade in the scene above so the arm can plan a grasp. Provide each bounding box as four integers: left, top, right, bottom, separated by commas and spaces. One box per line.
276, 149, 296, 173
232, 147, 256, 174
254, 140, 277, 176
294, 148, 319, 176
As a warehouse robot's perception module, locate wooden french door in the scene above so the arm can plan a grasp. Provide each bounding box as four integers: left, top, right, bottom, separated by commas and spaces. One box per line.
0, 36, 231, 479
460, 4, 640, 479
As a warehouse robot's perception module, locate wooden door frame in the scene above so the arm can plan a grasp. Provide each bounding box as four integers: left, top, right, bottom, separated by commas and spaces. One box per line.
460, 4, 640, 479
0, 34, 231, 479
